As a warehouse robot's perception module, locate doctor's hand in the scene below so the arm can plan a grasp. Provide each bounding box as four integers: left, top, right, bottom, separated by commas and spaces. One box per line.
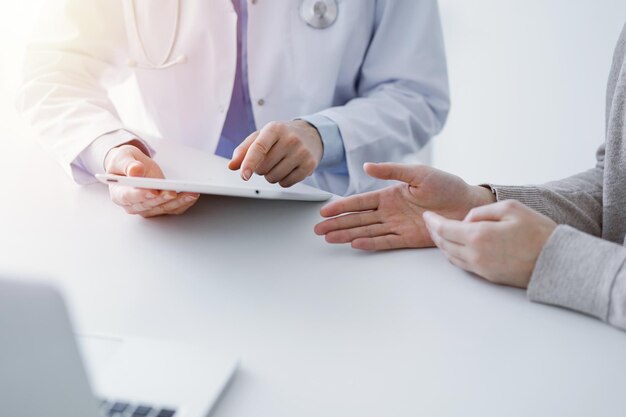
228, 120, 323, 187
104, 142, 200, 217
423, 201, 557, 288
314, 163, 496, 250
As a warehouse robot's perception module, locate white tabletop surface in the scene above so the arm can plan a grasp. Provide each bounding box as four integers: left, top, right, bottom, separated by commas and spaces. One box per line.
1, 129, 626, 417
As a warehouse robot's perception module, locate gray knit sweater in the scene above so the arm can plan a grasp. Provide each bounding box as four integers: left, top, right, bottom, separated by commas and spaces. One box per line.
492, 23, 626, 331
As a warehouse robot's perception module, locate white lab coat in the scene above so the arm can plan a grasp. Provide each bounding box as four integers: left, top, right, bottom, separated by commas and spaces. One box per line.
19, 0, 449, 195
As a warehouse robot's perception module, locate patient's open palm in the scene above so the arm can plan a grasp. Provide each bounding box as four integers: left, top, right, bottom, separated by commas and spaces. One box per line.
314, 163, 495, 250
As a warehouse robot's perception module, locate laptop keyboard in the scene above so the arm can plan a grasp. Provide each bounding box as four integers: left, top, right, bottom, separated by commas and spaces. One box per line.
99, 399, 176, 417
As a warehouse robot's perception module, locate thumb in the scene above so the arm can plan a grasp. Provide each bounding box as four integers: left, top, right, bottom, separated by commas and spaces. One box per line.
107, 148, 146, 177
364, 162, 427, 185
126, 160, 146, 177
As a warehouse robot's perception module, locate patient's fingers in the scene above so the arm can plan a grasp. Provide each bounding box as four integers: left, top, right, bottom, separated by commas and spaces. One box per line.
430, 230, 467, 261
320, 191, 380, 217
314, 211, 379, 235
351, 234, 407, 251
423, 212, 470, 245
324, 223, 389, 244
446, 254, 472, 271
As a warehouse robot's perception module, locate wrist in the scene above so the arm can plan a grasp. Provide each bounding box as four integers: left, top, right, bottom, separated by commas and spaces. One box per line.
297, 120, 324, 164
471, 185, 498, 207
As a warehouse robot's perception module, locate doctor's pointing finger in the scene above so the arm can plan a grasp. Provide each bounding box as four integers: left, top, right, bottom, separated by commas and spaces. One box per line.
228, 120, 323, 188
20, 0, 450, 213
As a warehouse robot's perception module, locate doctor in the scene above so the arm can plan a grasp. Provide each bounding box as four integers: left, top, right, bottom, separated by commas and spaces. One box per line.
19, 0, 449, 217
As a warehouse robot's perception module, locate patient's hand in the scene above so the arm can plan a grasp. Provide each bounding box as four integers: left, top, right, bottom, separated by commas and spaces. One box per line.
423, 201, 557, 288
104, 142, 199, 217
314, 163, 496, 250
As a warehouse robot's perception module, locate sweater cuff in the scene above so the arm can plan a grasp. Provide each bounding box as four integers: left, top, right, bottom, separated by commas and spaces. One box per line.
528, 225, 626, 321
489, 185, 551, 217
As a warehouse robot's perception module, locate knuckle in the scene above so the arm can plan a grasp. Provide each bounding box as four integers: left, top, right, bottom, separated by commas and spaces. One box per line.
468, 230, 483, 246
295, 167, 309, 179
256, 166, 269, 175
303, 160, 316, 173
474, 225, 494, 247
295, 148, 309, 159
502, 200, 520, 211
165, 200, 182, 212
286, 134, 301, 146
264, 121, 282, 134
253, 141, 271, 156
147, 198, 165, 208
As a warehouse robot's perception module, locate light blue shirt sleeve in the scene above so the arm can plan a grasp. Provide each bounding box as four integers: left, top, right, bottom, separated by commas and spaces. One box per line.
298, 114, 348, 174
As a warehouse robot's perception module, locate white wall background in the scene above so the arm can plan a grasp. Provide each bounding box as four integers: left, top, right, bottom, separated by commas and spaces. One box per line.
436, 0, 626, 185
2, 1, 626, 187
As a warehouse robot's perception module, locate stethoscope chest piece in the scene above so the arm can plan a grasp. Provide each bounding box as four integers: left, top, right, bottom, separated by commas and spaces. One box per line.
300, 0, 338, 29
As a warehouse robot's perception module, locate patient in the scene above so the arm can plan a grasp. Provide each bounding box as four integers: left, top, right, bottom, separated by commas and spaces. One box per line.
315, 23, 626, 331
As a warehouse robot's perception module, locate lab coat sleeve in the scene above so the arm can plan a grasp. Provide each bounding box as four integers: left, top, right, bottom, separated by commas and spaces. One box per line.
16, 0, 134, 184
311, 0, 450, 195
77, 130, 154, 178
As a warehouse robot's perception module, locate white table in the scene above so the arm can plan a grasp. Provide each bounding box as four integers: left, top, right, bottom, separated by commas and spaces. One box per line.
2, 130, 626, 417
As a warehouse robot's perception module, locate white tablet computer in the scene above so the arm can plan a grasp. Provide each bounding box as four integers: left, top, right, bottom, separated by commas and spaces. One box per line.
95, 174, 332, 202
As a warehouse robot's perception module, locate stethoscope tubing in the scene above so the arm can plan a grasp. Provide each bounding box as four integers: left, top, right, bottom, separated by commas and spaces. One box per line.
126, 0, 337, 70
128, 0, 182, 69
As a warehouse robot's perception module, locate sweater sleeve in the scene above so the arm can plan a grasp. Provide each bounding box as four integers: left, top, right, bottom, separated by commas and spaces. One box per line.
489, 144, 606, 237
528, 225, 626, 330
489, 23, 626, 238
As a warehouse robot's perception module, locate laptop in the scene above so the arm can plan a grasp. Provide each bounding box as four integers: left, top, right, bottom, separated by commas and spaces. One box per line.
0, 279, 238, 417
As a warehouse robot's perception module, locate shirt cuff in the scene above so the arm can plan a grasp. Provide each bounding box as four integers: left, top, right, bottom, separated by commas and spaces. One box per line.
528, 224, 626, 321
76, 130, 153, 176
297, 114, 346, 170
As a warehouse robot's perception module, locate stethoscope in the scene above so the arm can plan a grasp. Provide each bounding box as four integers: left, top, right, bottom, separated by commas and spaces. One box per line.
126, 0, 187, 70
126, 0, 338, 71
